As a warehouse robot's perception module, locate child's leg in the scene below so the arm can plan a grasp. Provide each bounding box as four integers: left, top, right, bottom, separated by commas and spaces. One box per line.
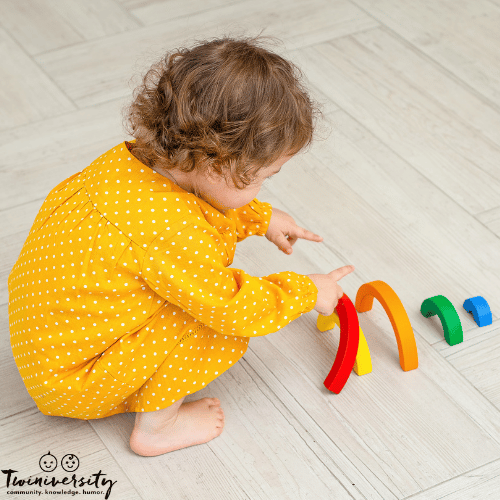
129, 396, 225, 456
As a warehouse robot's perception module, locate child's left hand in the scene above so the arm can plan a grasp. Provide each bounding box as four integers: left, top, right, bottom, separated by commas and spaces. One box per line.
265, 207, 323, 255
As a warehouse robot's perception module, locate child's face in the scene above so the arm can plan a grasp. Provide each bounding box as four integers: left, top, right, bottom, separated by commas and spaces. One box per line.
196, 155, 293, 213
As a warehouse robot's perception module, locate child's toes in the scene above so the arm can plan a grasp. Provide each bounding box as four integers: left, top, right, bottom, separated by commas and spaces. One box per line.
216, 408, 225, 427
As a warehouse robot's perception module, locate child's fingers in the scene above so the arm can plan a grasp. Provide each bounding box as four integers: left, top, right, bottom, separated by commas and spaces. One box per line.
279, 227, 323, 254
276, 234, 293, 254
297, 227, 323, 242
329, 265, 355, 281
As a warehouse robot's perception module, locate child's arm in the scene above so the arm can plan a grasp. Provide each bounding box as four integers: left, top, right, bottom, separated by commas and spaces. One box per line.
141, 217, 318, 338
226, 198, 272, 242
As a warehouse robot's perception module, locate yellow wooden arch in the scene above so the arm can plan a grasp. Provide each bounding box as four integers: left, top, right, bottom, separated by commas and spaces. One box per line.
317, 311, 372, 376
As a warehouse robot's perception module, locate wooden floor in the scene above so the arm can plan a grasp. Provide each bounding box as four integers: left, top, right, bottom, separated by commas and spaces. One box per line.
2, 0, 500, 499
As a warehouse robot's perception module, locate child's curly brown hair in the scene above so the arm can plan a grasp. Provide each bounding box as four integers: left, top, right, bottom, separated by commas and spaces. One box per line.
123, 35, 320, 189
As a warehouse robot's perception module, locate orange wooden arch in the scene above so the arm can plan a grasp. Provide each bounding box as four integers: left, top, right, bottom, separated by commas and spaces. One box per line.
355, 280, 418, 371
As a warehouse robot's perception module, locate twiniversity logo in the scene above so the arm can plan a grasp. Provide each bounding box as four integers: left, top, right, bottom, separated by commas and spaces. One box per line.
2, 452, 117, 498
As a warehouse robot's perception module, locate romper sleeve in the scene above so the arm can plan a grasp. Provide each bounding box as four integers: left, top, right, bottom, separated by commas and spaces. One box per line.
141, 219, 318, 338
227, 198, 273, 242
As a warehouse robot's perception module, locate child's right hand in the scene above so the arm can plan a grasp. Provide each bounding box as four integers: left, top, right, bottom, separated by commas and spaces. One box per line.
307, 265, 355, 316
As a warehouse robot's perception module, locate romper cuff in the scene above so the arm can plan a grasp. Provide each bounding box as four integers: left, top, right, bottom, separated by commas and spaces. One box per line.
262, 270, 318, 320
249, 199, 273, 236
302, 274, 319, 314
229, 198, 273, 241
289, 272, 318, 316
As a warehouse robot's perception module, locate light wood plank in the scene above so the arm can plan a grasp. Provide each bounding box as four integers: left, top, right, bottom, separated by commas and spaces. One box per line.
116, 0, 164, 9
0, 97, 129, 210
350, 0, 500, 108
290, 33, 500, 215
129, 0, 376, 47
130, 0, 244, 25
308, 84, 341, 116
405, 458, 500, 500
340, 27, 500, 161
477, 206, 500, 239
435, 320, 500, 409
34, 0, 377, 107
122, 0, 378, 48
0, 28, 75, 130
0, 408, 141, 499
0, 0, 140, 56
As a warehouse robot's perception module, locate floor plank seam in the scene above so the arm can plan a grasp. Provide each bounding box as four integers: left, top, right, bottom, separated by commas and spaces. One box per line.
401, 455, 500, 500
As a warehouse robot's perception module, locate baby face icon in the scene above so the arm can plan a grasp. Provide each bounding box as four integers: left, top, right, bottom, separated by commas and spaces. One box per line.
61, 454, 80, 472
39, 452, 57, 472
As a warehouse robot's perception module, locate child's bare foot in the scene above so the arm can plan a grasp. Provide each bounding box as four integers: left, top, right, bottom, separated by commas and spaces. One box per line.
129, 398, 225, 456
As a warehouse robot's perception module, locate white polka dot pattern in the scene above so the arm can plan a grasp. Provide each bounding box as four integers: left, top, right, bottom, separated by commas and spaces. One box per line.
7, 141, 318, 420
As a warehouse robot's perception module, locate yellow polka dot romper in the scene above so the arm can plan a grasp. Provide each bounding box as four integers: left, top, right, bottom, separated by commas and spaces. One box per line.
8, 142, 318, 420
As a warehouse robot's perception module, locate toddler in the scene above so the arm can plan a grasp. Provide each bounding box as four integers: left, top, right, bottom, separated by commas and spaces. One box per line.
8, 36, 354, 457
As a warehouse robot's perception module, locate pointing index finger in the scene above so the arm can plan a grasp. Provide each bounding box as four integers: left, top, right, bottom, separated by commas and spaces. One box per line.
300, 227, 323, 241
330, 265, 356, 280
